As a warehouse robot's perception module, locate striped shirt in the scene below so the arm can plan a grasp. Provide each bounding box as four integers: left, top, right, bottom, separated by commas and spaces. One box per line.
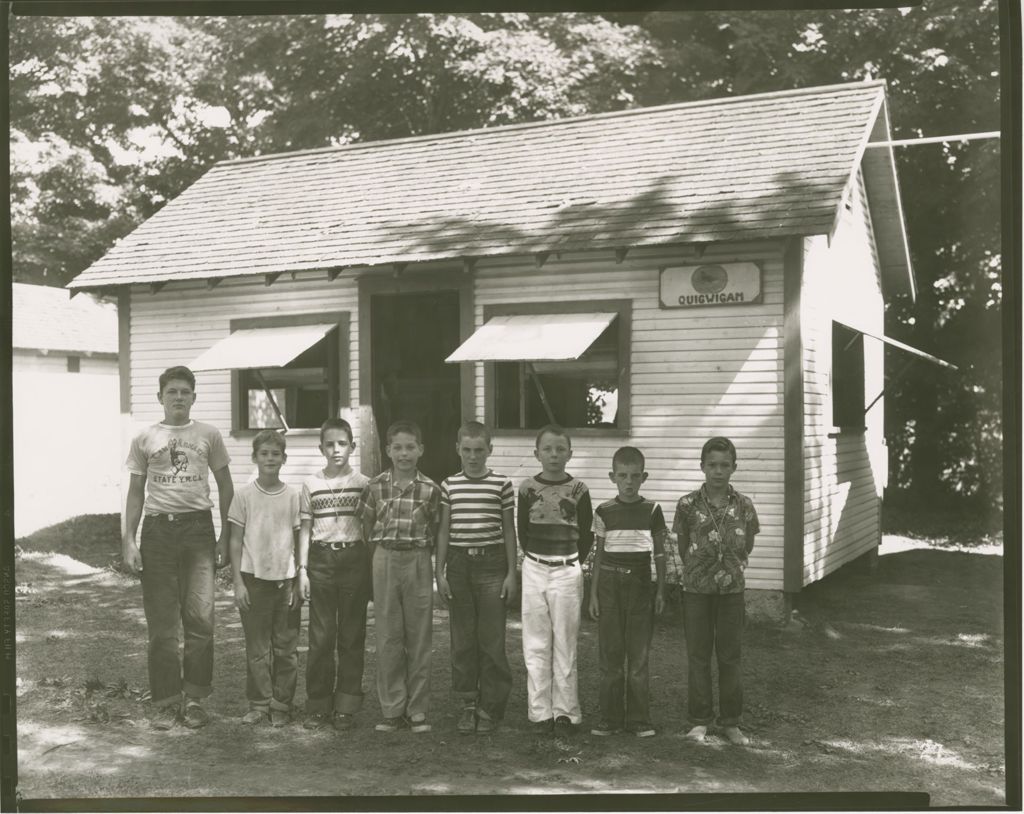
300, 469, 369, 544
356, 469, 441, 549
593, 497, 667, 569
441, 471, 514, 548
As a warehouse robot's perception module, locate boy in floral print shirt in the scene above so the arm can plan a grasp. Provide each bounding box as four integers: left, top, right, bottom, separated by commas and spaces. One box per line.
673, 436, 759, 746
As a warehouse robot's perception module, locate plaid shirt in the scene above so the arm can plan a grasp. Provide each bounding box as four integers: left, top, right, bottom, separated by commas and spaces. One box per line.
357, 469, 441, 549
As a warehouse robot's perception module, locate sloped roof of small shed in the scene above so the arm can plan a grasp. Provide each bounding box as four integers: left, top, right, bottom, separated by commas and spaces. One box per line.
68, 80, 907, 290
13, 283, 118, 354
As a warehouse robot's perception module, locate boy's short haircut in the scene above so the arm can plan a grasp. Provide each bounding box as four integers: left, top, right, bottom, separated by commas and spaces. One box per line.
158, 365, 196, 392
252, 429, 287, 455
320, 417, 354, 445
534, 423, 571, 449
612, 446, 645, 470
386, 419, 423, 445
457, 420, 492, 445
701, 436, 737, 464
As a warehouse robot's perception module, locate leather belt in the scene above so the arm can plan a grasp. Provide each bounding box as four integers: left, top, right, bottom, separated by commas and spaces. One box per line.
313, 540, 362, 550
525, 551, 578, 568
453, 545, 501, 557
600, 564, 638, 574
145, 510, 210, 522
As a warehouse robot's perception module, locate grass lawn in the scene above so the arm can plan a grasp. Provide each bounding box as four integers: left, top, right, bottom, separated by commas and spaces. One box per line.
12, 511, 1007, 806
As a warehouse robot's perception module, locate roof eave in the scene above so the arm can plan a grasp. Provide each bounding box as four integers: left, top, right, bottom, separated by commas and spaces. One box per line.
860, 92, 917, 301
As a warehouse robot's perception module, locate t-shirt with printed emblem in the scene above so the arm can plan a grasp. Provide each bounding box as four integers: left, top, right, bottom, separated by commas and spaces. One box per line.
125, 420, 231, 514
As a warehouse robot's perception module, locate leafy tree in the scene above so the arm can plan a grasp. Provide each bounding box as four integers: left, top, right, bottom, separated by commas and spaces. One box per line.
8, 6, 1003, 512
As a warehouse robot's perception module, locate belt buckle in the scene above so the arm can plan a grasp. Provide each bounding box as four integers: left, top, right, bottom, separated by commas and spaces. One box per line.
466, 546, 485, 557
167, 513, 177, 522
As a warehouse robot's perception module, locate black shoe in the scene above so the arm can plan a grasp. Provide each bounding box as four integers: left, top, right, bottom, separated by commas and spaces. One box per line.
553, 715, 575, 737
149, 702, 181, 731
532, 718, 554, 735
181, 699, 209, 729
590, 719, 622, 736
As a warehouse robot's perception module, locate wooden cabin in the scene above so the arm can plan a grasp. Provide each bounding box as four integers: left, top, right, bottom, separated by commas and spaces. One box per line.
69, 81, 948, 617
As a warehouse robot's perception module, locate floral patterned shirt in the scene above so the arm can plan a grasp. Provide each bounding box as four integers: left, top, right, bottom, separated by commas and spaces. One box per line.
672, 485, 760, 595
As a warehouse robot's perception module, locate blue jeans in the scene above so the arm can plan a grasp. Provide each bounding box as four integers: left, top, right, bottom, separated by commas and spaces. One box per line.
306, 544, 371, 714
446, 546, 512, 720
682, 590, 745, 726
596, 565, 654, 727
239, 573, 300, 711
139, 511, 216, 706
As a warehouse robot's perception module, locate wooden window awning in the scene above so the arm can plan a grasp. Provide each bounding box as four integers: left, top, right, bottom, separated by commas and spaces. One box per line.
189, 323, 336, 431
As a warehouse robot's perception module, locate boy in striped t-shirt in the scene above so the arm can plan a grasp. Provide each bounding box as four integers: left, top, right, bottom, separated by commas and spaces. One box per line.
297, 418, 371, 731
587, 446, 667, 738
436, 421, 517, 735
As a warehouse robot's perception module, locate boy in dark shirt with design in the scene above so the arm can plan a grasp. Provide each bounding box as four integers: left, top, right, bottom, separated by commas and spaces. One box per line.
517, 424, 592, 736
588, 446, 667, 738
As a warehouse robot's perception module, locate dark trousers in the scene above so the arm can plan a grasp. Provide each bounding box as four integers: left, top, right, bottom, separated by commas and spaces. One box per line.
682, 590, 745, 726
597, 566, 654, 727
139, 512, 216, 706
239, 573, 300, 711
446, 546, 512, 720
305, 544, 371, 714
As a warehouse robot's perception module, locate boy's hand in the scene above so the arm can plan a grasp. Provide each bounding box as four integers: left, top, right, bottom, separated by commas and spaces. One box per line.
290, 577, 303, 610
122, 538, 143, 574
215, 531, 230, 570
436, 573, 451, 607
298, 570, 310, 602
654, 587, 665, 616
588, 591, 600, 621
500, 572, 517, 605
234, 580, 250, 612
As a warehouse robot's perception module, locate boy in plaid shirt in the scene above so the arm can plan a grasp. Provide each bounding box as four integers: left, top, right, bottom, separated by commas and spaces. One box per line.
357, 420, 442, 733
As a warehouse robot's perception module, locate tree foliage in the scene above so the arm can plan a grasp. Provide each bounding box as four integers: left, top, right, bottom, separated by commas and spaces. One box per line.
8, 5, 1003, 512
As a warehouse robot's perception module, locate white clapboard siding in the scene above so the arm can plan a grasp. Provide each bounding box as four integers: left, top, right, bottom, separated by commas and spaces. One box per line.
801, 168, 886, 586
474, 241, 786, 590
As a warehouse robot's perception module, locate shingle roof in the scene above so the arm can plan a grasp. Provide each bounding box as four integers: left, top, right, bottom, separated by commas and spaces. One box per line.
69, 81, 895, 289
13, 283, 118, 354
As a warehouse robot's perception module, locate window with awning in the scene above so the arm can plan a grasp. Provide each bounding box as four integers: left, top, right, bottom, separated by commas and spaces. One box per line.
446, 303, 630, 432
189, 314, 350, 432
832, 319, 957, 430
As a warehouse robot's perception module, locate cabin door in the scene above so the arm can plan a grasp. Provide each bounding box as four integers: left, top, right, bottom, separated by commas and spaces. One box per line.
368, 289, 462, 483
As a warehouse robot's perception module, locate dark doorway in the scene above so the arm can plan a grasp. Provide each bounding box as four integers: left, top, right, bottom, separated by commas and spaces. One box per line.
370, 290, 462, 483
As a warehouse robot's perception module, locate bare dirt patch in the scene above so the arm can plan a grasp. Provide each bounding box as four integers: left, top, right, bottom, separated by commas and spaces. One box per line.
13, 514, 1006, 805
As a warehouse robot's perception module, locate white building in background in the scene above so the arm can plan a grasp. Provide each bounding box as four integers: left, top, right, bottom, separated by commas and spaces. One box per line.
12, 282, 120, 536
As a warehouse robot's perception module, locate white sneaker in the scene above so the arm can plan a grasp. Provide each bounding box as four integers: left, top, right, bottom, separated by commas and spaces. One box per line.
723, 726, 750, 746
685, 724, 707, 742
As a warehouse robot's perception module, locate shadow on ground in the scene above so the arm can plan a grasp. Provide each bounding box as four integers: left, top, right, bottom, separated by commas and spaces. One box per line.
12, 516, 1006, 805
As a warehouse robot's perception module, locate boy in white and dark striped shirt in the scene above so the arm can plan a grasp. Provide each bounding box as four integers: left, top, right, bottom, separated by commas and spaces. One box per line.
436, 421, 517, 735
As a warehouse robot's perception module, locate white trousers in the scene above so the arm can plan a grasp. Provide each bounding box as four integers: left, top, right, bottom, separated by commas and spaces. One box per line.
520, 557, 583, 724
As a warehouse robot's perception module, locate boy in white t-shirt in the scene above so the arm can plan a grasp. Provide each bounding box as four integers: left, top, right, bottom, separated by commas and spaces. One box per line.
228, 430, 302, 726
122, 365, 233, 730
297, 418, 372, 732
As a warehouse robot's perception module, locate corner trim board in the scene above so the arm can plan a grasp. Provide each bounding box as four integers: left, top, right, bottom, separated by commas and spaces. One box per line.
782, 236, 805, 593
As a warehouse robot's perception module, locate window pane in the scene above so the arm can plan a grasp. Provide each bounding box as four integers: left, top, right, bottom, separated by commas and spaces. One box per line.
248, 387, 287, 429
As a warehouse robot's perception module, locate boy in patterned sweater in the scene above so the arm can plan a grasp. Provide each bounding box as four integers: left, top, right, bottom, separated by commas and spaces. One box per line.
436, 421, 517, 735
588, 446, 667, 738
297, 418, 372, 732
517, 424, 593, 736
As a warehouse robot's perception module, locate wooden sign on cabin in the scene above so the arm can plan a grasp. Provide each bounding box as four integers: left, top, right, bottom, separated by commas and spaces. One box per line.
659, 262, 762, 308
